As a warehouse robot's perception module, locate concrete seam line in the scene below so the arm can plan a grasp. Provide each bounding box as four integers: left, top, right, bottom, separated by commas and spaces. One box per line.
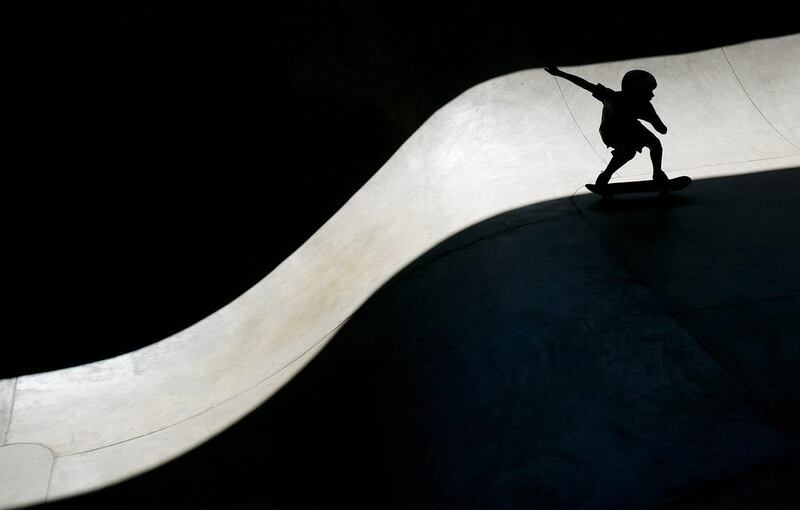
572, 188, 775, 430
568, 191, 650, 289
581, 155, 797, 181
674, 154, 800, 173
44, 455, 57, 502
721, 46, 800, 153
0, 442, 56, 506
0, 442, 58, 457
3, 378, 17, 445
571, 183, 782, 434
669, 293, 800, 317
669, 313, 777, 432
48, 208, 586, 459
55, 321, 347, 458
552, 74, 608, 165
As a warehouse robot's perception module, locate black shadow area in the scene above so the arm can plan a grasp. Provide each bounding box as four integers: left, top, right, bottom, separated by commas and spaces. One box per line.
574, 167, 800, 434
42, 168, 800, 509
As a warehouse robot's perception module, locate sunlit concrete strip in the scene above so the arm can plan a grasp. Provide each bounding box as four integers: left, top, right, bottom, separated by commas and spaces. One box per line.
723, 36, 800, 149
0, 34, 797, 508
0, 379, 15, 445
46, 337, 331, 501
560, 40, 799, 178
0, 445, 53, 509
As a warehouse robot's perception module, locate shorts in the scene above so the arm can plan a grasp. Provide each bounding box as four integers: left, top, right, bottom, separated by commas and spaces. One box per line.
600, 122, 657, 154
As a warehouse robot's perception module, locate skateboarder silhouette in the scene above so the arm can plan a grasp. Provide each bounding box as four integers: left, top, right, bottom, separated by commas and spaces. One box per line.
545, 66, 670, 189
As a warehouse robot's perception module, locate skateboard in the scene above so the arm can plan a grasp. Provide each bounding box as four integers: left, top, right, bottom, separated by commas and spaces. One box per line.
585, 175, 692, 197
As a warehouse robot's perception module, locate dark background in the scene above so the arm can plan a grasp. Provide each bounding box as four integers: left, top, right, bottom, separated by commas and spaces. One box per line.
4, 4, 798, 376
6, 3, 799, 509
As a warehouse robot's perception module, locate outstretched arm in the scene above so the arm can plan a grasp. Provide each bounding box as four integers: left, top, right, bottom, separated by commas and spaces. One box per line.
545, 66, 597, 93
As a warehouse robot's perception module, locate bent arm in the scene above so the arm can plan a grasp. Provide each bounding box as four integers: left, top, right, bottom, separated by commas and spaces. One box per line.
642, 105, 668, 134
650, 116, 668, 135
545, 67, 597, 93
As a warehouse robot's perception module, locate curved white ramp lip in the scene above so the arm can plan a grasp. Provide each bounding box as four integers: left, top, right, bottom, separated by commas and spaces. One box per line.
1, 34, 798, 508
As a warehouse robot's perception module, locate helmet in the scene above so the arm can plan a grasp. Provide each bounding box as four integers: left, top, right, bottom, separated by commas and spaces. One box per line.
622, 69, 657, 93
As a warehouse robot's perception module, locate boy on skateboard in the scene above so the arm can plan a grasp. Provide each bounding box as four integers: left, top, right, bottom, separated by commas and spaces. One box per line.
545, 66, 669, 188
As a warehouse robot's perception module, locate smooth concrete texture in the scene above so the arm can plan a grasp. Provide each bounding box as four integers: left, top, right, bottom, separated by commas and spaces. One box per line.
574, 167, 800, 312
674, 295, 800, 431
723, 37, 800, 148
203, 195, 793, 508
561, 44, 798, 176
45, 338, 330, 501
0, 445, 53, 509
0, 379, 14, 445
0, 34, 798, 508
573, 165, 800, 429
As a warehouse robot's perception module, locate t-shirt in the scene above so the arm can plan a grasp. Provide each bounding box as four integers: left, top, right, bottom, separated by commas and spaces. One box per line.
591, 84, 658, 143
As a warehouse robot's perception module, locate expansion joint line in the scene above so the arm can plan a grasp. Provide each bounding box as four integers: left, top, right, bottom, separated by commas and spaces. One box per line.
721, 47, 800, 153
670, 293, 800, 317
3, 378, 18, 446
56, 319, 346, 459
44, 455, 57, 502
668, 311, 793, 438
552, 75, 608, 166
567, 190, 777, 434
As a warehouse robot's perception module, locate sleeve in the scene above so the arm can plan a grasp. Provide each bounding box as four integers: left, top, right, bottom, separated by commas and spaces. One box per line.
591, 83, 611, 102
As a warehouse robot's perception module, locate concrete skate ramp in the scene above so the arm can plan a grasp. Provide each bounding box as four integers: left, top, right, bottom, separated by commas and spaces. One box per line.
1, 34, 798, 508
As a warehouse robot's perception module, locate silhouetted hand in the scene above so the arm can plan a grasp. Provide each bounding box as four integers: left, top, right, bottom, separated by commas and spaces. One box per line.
654, 121, 668, 135
544, 66, 562, 77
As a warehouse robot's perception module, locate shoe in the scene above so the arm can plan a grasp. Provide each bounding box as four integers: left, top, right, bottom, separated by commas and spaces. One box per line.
653, 171, 669, 185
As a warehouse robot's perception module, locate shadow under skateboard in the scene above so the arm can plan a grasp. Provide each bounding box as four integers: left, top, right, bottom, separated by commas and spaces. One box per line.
586, 176, 692, 198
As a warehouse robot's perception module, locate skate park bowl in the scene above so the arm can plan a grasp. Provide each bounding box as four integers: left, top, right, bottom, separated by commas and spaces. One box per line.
1, 34, 798, 508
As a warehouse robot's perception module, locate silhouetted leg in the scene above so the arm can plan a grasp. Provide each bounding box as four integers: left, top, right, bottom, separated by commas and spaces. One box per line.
643, 132, 668, 184
596, 147, 635, 187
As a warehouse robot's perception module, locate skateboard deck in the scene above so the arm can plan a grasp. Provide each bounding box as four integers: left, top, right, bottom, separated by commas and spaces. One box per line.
585, 176, 692, 197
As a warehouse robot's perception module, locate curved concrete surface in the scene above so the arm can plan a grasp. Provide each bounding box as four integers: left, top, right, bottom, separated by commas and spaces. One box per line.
1, 34, 798, 508
0, 445, 53, 509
